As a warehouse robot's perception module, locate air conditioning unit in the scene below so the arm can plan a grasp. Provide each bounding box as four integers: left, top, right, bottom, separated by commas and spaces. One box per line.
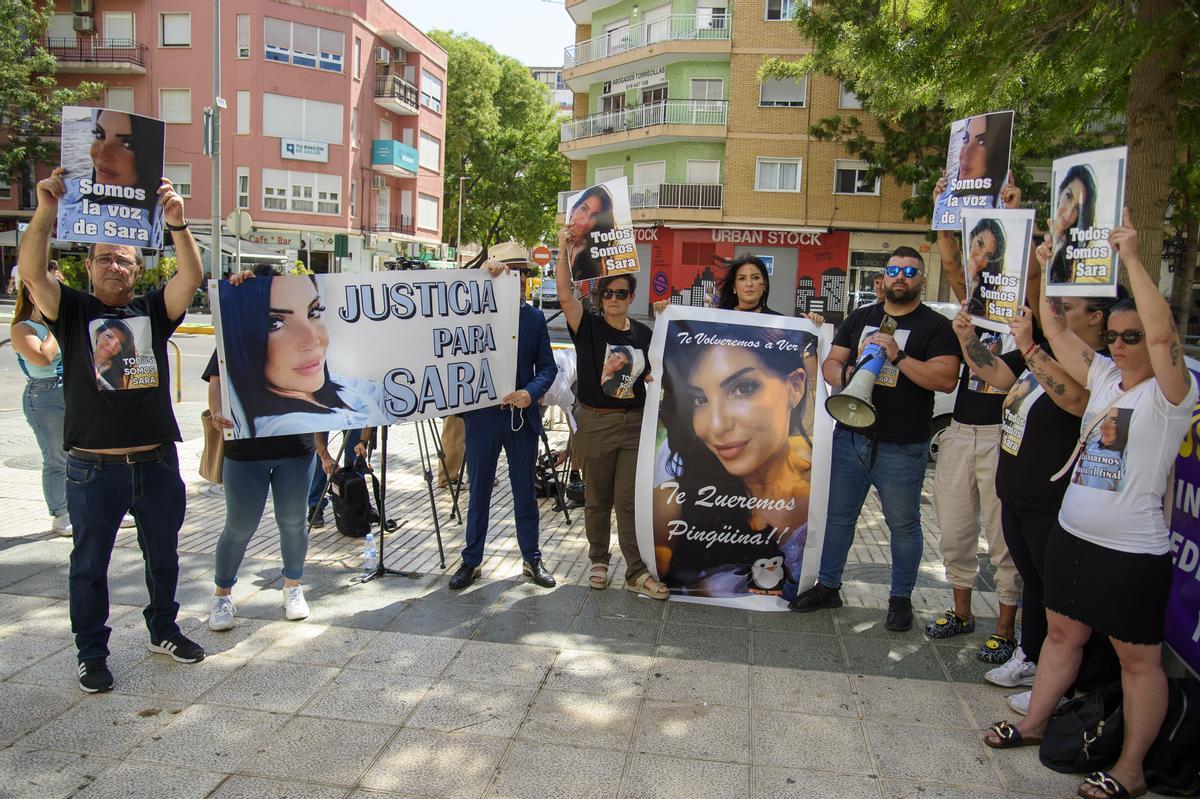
374, 47, 390, 65
72, 0, 94, 14
72, 14, 95, 33
393, 47, 406, 61
371, 175, 387, 190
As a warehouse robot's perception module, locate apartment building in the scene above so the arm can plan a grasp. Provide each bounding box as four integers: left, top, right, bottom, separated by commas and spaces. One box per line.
558, 0, 938, 320
1, 0, 447, 273
530, 66, 574, 117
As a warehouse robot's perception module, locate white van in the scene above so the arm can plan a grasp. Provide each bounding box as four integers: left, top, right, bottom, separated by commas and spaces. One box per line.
924, 301, 962, 463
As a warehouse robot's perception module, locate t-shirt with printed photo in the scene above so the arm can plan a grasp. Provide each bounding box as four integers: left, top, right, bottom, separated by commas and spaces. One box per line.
599, 343, 646, 400
953, 329, 1011, 425
89, 316, 157, 390
1072, 407, 1132, 492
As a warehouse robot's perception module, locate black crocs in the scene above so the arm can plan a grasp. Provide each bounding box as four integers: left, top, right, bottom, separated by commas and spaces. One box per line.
924, 610, 975, 639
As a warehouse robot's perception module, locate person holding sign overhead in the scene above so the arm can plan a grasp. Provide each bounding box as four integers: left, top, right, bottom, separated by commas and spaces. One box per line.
561, 184, 614, 282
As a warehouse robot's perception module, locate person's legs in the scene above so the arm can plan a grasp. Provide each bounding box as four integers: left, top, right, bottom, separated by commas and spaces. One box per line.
1086, 639, 1166, 797
307, 453, 328, 514
975, 426, 1018, 639
1010, 610, 1092, 740
504, 426, 541, 562
461, 413, 502, 567
213, 458, 272, 592
24, 380, 68, 517
575, 407, 620, 566
815, 429, 873, 589
342, 429, 363, 470
129, 447, 186, 645
612, 410, 647, 580
870, 439, 929, 598
932, 421, 981, 620
439, 415, 465, 487
269, 455, 315, 584
1000, 503, 1048, 662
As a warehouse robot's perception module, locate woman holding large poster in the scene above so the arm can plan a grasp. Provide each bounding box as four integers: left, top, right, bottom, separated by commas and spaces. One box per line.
1046, 147, 1127, 296
653, 317, 818, 600
931, 111, 1014, 230
561, 178, 639, 282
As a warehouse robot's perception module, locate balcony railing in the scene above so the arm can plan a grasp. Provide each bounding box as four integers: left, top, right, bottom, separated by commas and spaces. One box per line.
561, 100, 728, 143
373, 74, 419, 112
368, 214, 415, 236
43, 37, 147, 68
564, 13, 731, 68
559, 183, 723, 213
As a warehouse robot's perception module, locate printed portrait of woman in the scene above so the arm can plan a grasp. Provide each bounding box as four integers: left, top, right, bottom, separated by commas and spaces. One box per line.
600, 344, 638, 399
952, 112, 1012, 206
1049, 164, 1098, 285
92, 318, 137, 391
965, 217, 1007, 317
218, 274, 393, 437
561, 185, 614, 282
653, 320, 817, 600
1002, 369, 1039, 415
1073, 407, 1131, 492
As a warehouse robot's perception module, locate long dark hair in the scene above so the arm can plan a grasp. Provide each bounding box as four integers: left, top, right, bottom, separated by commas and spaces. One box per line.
94, 318, 136, 387
218, 274, 347, 437
88, 110, 160, 215
715, 255, 772, 312
13, 261, 60, 324
1049, 164, 1099, 283
956, 113, 1012, 205
568, 185, 614, 281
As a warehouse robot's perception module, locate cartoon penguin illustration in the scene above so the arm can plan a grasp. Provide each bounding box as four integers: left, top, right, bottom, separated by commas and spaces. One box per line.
737, 553, 792, 595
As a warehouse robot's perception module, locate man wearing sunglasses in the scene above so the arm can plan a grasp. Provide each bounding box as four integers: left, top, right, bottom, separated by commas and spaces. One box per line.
792, 246, 961, 631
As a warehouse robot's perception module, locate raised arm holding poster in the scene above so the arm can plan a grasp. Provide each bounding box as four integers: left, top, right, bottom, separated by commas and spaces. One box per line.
961, 208, 1035, 333
931, 111, 1014, 231
57, 106, 166, 250
561, 177, 640, 283
635, 306, 833, 611
1045, 146, 1127, 297
211, 270, 520, 439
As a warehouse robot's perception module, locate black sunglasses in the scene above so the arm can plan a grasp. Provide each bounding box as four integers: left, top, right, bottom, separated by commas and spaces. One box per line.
601, 289, 631, 300
1101, 329, 1146, 345
885, 266, 921, 278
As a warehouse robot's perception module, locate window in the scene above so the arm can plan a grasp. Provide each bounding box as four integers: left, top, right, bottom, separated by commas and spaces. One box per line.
0, 178, 11, 200
838, 81, 862, 109
159, 89, 191, 123
697, 2, 728, 30
262, 93, 344, 144
419, 132, 441, 172
164, 164, 191, 197
236, 90, 250, 134
106, 87, 135, 112
594, 166, 626, 183
262, 169, 341, 214
263, 169, 287, 210
49, 13, 76, 42
760, 75, 807, 107
421, 70, 443, 112
350, 178, 356, 217
236, 167, 249, 209
236, 14, 250, 58
317, 180, 340, 215
418, 193, 439, 230
686, 160, 721, 184
160, 13, 190, 47
834, 160, 881, 195
755, 157, 801, 192
103, 12, 134, 42
350, 109, 358, 147
354, 37, 361, 79
263, 17, 343, 72
765, 0, 798, 21
690, 78, 724, 112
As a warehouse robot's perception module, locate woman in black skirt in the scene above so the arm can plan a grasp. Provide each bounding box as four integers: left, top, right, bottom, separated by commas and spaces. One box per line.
983, 212, 1197, 799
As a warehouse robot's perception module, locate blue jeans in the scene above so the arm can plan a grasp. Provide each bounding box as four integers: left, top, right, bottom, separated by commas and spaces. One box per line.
461, 407, 541, 566
817, 427, 929, 598
67, 445, 185, 662
22, 377, 66, 516
215, 454, 314, 588
308, 429, 362, 511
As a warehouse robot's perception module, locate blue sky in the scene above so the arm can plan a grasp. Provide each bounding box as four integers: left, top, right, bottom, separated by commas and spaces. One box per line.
389, 0, 577, 67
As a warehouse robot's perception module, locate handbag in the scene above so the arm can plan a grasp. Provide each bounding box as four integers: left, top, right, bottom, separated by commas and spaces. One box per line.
1039, 681, 1124, 774
199, 409, 224, 484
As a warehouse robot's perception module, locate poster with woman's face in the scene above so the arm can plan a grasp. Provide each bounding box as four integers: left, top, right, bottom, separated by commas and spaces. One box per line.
635, 306, 833, 611
57, 106, 166, 250
931, 111, 1014, 231
961, 208, 1034, 333
600, 343, 645, 400
1045, 146, 1127, 298
89, 316, 155, 391
1073, 406, 1133, 492
563, 177, 639, 283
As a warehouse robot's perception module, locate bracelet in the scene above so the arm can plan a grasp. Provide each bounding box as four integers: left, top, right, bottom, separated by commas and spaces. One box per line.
1022, 343, 1039, 360
165, 219, 189, 232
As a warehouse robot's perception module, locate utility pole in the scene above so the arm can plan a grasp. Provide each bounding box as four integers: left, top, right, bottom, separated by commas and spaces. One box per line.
456, 155, 467, 266
209, 0, 222, 279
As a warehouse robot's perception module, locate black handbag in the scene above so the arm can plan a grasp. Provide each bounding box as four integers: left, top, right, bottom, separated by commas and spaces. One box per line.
1039, 681, 1124, 774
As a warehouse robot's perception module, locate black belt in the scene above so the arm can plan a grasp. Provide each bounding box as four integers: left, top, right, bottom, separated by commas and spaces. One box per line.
69, 445, 167, 464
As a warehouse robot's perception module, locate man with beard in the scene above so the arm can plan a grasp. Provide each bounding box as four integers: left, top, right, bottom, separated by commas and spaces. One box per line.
791, 246, 960, 631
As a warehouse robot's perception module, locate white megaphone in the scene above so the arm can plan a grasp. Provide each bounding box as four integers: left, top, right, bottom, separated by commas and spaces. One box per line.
825, 315, 897, 430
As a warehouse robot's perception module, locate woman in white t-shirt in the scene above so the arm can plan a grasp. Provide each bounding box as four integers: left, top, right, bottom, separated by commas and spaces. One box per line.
984, 211, 1197, 799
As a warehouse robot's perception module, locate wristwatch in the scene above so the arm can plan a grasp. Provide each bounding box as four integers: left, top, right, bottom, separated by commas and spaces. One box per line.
891, 351, 908, 366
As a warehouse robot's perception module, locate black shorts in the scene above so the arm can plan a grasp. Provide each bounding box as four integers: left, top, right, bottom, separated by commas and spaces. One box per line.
1043, 523, 1173, 646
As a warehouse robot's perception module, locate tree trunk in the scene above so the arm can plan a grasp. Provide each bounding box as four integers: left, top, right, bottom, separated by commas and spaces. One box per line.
1124, 0, 1186, 286
1175, 215, 1199, 335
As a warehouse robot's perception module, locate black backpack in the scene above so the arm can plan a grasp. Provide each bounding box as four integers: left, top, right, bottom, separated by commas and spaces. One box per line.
1039, 681, 1124, 774
1145, 678, 1200, 796
329, 458, 380, 538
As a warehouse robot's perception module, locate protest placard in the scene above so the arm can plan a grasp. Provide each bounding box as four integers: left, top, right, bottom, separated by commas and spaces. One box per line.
961, 208, 1035, 333
560, 177, 640, 283
931, 111, 1015, 231
1045, 146, 1128, 297
1166, 359, 1200, 678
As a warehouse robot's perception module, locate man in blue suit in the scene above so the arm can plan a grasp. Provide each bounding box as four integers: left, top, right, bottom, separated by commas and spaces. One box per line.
449, 242, 559, 590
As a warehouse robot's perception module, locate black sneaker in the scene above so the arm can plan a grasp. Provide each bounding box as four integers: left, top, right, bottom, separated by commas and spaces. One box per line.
308, 507, 326, 529
789, 582, 843, 612
885, 597, 914, 632
78, 658, 114, 693
147, 633, 205, 663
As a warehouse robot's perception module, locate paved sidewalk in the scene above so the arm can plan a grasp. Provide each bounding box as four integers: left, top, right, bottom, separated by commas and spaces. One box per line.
0, 411, 1164, 798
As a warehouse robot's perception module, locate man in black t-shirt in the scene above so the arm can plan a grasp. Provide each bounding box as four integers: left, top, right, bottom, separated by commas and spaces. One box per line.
791, 246, 960, 631
20, 167, 206, 694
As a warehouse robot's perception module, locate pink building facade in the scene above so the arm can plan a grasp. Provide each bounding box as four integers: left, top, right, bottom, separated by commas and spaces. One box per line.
2, 0, 447, 273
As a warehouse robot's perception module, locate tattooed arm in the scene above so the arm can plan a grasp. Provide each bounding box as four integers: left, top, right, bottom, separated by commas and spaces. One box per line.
1024, 348, 1089, 416
1034, 234, 1094, 386
953, 305, 1016, 389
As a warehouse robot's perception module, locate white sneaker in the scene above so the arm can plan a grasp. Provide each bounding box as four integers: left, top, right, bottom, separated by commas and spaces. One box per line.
119, 514, 136, 529
208, 595, 236, 631
51, 513, 73, 536
985, 647, 1037, 687
1008, 689, 1067, 716
284, 585, 309, 621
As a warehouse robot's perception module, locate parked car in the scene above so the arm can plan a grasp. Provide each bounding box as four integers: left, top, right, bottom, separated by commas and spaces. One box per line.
925, 301, 961, 463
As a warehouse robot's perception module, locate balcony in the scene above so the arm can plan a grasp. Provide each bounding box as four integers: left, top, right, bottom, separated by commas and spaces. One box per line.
565, 0, 612, 24
559, 100, 727, 158
43, 38, 147, 74
371, 139, 419, 178
562, 14, 731, 90
373, 74, 419, 116
559, 182, 723, 223
368, 213, 416, 237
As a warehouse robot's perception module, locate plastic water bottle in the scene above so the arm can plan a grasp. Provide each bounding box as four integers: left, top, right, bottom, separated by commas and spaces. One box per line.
362, 533, 378, 574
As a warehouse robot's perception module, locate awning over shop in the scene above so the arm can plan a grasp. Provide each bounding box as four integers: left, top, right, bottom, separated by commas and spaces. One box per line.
191, 233, 290, 262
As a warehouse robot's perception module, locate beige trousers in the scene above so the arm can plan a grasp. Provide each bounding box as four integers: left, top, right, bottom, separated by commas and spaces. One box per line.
437, 414, 465, 487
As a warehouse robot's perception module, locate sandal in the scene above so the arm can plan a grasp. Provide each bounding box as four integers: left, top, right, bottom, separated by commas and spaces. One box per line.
978, 634, 1018, 664
624, 572, 669, 601
1077, 771, 1147, 799
588, 563, 611, 589
983, 720, 1042, 749
924, 610, 975, 639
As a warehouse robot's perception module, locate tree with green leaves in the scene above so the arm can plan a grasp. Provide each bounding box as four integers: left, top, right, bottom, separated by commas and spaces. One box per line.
429, 31, 570, 254
0, 1, 103, 193
762, 0, 1198, 296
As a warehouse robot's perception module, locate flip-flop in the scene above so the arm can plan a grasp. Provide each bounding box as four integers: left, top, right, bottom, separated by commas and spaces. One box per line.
1077, 771, 1147, 799
588, 563, 611, 589
624, 572, 669, 601
983, 720, 1042, 749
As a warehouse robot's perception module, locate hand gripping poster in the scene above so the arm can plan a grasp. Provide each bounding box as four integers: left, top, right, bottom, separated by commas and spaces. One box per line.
931, 111, 1015, 231
961, 208, 1035, 333
1045, 146, 1127, 298
635, 306, 834, 610
561, 177, 640, 283
57, 106, 166, 250
211, 270, 520, 439
1165, 359, 1200, 678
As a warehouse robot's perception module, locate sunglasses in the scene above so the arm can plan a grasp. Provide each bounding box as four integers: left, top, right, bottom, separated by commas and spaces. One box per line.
601, 289, 631, 300
1101, 329, 1146, 345
885, 266, 921, 279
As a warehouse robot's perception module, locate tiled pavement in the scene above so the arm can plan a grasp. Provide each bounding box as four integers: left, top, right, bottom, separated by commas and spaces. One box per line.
0, 410, 1170, 797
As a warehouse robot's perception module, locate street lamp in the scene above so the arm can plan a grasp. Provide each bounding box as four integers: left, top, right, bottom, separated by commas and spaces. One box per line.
456, 155, 468, 266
